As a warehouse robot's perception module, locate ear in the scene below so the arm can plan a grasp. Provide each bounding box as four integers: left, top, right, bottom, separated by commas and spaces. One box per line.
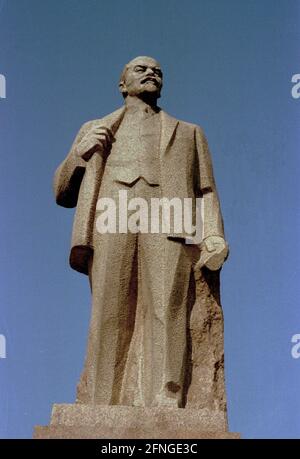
119, 80, 127, 97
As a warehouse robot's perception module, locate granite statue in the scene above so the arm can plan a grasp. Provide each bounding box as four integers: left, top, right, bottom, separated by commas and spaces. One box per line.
37, 56, 233, 438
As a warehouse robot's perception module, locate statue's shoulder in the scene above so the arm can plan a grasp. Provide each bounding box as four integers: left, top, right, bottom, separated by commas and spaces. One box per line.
178, 118, 206, 140
161, 110, 203, 134
178, 119, 204, 135
79, 107, 125, 131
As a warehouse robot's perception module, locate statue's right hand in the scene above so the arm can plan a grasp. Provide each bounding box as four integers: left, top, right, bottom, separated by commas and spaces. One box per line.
76, 126, 114, 162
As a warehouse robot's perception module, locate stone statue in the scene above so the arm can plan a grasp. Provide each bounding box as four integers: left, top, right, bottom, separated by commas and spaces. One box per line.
35, 56, 234, 438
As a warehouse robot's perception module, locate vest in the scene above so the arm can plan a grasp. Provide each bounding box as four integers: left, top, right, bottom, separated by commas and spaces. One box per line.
105, 108, 161, 185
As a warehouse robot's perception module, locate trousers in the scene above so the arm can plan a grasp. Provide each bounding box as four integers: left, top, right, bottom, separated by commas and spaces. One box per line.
76, 171, 199, 407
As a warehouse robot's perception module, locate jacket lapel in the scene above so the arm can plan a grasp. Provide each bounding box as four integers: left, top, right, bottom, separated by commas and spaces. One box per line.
100, 106, 179, 156
101, 106, 179, 152
160, 110, 179, 156
101, 106, 126, 134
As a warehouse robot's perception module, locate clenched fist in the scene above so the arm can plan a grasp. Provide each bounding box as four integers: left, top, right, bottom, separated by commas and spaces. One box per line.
76, 126, 115, 162
195, 235, 229, 271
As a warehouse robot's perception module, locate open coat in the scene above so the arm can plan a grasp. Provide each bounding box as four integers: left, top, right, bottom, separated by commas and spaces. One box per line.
53, 107, 224, 274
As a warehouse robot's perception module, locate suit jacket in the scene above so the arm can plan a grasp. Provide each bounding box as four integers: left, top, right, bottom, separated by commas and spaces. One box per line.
53, 107, 225, 274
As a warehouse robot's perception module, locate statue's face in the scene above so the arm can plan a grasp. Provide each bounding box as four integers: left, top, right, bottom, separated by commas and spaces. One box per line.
120, 57, 163, 98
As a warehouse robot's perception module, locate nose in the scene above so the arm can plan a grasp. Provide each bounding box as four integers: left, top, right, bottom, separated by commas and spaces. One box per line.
145, 67, 155, 76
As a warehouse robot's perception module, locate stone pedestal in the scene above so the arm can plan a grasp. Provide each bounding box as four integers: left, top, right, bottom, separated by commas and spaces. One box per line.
34, 404, 240, 439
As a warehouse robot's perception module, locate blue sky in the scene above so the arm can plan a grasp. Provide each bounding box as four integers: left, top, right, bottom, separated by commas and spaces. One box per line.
0, 0, 299, 438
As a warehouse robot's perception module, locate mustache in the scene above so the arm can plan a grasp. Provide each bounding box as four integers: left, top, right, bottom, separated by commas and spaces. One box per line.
140, 76, 160, 85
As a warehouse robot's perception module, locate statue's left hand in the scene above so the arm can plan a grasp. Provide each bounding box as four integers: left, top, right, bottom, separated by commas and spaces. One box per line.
195, 236, 229, 271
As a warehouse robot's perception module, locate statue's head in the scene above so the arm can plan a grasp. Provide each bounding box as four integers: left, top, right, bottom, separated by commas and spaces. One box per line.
119, 56, 163, 100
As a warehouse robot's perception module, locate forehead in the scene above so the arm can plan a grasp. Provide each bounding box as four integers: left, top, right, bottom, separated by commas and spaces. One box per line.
127, 57, 161, 71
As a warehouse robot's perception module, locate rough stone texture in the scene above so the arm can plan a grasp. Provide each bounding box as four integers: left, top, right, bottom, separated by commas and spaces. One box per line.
34, 268, 231, 439
186, 268, 226, 414
40, 56, 235, 438
34, 405, 239, 439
